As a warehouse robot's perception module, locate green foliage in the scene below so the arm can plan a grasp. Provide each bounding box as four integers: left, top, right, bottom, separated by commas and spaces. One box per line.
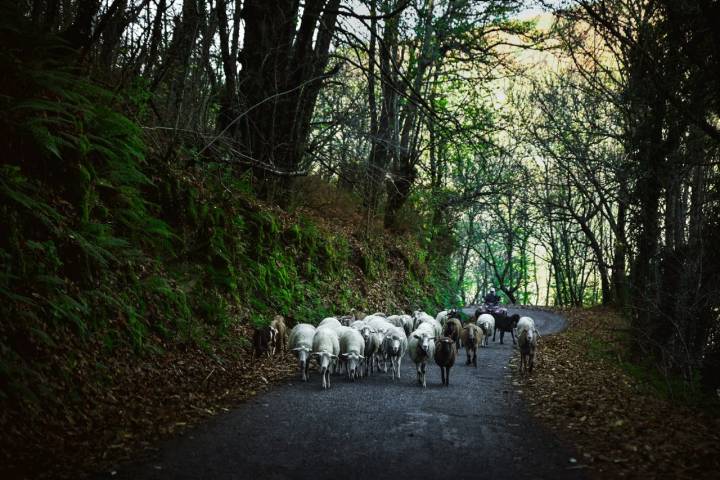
0, 9, 458, 417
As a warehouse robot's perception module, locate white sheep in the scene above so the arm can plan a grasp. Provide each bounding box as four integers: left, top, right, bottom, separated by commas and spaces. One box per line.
412, 310, 435, 330
435, 310, 450, 326
339, 328, 366, 381
516, 316, 535, 334
351, 320, 380, 376
362, 314, 386, 324
408, 323, 436, 388
366, 317, 392, 332
312, 327, 340, 389
400, 315, 414, 336
333, 325, 355, 374
420, 316, 443, 338
317, 318, 346, 372
350, 319, 367, 329
318, 316, 342, 331
367, 317, 394, 372
437, 308, 461, 327
289, 323, 316, 381
383, 325, 408, 380
386, 314, 413, 336
476, 313, 495, 346
516, 316, 538, 375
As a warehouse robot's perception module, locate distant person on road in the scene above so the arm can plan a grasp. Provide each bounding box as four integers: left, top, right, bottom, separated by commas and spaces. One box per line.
484, 288, 501, 307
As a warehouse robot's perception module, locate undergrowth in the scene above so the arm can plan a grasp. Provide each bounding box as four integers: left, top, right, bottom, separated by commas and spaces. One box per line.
581, 310, 718, 410
0, 4, 460, 457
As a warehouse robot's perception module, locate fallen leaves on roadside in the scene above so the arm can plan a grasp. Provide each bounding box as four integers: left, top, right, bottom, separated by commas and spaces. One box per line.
0, 325, 296, 480
515, 306, 720, 480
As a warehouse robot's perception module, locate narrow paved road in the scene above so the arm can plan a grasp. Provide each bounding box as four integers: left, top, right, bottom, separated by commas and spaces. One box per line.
101, 308, 584, 480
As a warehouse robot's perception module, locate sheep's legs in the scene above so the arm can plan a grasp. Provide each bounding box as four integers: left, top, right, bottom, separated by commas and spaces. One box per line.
520, 352, 531, 375
321, 367, 329, 389
528, 350, 535, 374
391, 356, 399, 380
511, 330, 516, 345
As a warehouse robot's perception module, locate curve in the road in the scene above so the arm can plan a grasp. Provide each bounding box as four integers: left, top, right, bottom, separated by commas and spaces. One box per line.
101, 308, 584, 480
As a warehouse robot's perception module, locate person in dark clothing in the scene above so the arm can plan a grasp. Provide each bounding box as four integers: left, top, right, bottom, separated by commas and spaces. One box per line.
484, 287, 501, 307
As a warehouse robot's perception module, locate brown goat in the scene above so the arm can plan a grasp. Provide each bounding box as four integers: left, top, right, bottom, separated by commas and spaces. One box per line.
269, 315, 287, 355
461, 324, 483, 367
443, 318, 463, 351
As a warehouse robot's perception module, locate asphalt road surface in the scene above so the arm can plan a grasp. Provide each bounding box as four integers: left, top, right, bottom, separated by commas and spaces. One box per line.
100, 308, 585, 480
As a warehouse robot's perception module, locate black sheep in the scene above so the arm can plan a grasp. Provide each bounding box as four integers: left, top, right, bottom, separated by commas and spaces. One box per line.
493, 313, 521, 345
252, 326, 272, 358
434, 337, 457, 386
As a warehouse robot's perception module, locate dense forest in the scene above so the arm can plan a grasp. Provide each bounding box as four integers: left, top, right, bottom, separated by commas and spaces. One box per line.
1, 0, 719, 476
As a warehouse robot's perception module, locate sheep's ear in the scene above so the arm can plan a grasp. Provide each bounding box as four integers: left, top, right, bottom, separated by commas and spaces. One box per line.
359, 354, 364, 359
413, 334, 420, 339
340, 353, 348, 358
330, 354, 338, 359
292, 347, 304, 351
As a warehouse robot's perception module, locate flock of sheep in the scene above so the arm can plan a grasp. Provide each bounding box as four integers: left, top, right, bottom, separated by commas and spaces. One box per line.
255, 308, 539, 389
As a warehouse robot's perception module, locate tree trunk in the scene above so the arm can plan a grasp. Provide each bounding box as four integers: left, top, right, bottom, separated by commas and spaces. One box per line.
152, 0, 203, 118
144, 0, 166, 78
612, 182, 628, 308
216, 0, 238, 134
384, 0, 435, 227
366, 0, 399, 218
238, 0, 341, 195
60, 0, 101, 50
98, 0, 128, 70
577, 216, 612, 304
